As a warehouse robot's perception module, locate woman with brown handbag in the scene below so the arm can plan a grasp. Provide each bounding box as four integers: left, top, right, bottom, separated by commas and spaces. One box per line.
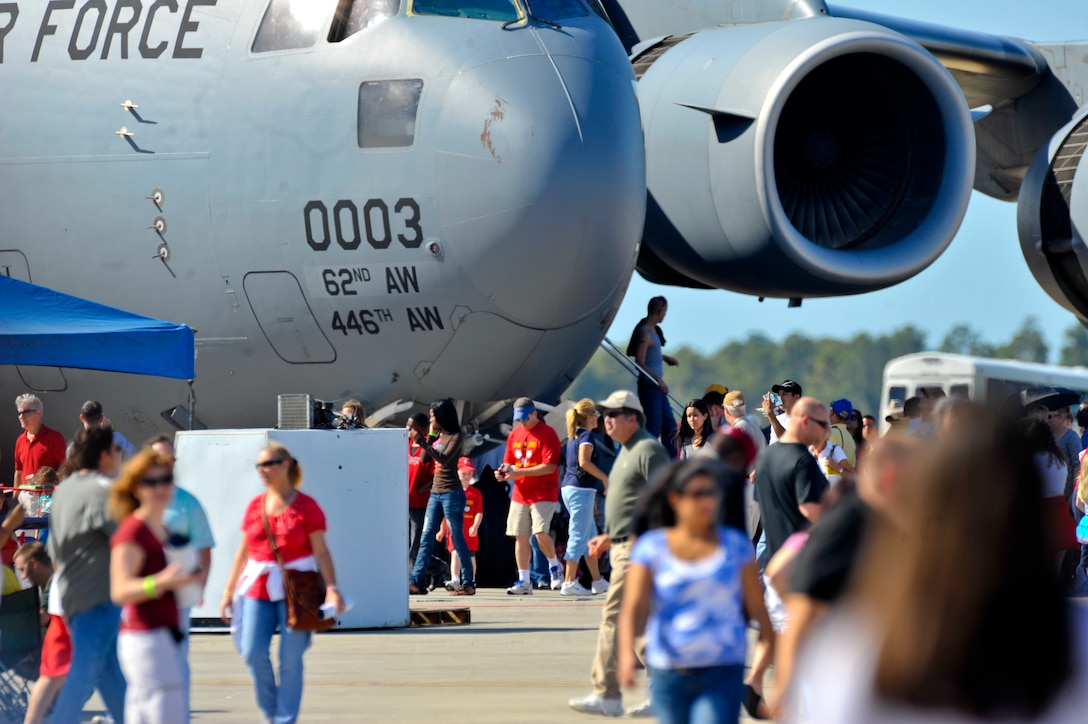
220, 443, 345, 724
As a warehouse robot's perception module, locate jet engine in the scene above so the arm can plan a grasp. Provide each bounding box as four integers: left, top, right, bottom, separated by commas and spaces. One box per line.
1017, 106, 1088, 325
634, 18, 976, 298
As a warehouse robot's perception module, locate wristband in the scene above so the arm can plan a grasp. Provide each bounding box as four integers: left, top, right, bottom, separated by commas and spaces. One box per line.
143, 575, 157, 599
326, 584, 339, 592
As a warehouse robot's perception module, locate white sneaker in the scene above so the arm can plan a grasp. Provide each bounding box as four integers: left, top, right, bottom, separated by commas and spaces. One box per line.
560, 581, 593, 597
591, 578, 610, 595
568, 692, 623, 717
627, 698, 653, 717
549, 564, 564, 590
506, 580, 533, 595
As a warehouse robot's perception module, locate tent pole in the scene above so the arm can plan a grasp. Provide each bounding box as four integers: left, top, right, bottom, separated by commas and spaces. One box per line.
187, 381, 195, 431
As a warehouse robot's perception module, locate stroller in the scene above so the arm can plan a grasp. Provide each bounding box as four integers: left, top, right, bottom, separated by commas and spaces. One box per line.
0, 587, 42, 722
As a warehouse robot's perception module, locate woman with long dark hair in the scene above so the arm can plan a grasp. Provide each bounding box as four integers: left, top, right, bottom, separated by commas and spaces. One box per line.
787, 416, 1087, 723
675, 399, 714, 460
407, 400, 476, 595
1023, 416, 1079, 569
627, 296, 679, 457
618, 460, 773, 723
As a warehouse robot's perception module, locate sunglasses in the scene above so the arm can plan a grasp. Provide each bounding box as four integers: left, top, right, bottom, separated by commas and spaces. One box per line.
808, 417, 830, 429
16, 409, 39, 416
604, 410, 633, 419
141, 474, 174, 488
256, 459, 285, 470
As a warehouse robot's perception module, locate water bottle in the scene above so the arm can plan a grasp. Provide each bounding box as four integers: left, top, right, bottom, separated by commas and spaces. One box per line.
318, 596, 355, 620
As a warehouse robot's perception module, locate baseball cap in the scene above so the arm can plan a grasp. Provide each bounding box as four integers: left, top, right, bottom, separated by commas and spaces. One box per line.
513, 397, 536, 421
597, 390, 644, 414
704, 383, 728, 397
457, 456, 476, 473
830, 399, 853, 418
716, 425, 758, 470
722, 390, 746, 413
771, 380, 802, 396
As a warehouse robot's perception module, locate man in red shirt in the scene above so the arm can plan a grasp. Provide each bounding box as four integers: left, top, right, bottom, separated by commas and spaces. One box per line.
495, 398, 562, 594
13, 394, 67, 488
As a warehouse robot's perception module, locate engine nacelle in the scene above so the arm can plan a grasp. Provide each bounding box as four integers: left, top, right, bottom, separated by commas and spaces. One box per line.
636, 18, 975, 298
1017, 106, 1088, 325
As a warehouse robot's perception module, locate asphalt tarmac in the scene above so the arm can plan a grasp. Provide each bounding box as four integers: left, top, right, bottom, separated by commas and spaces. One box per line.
78, 588, 768, 722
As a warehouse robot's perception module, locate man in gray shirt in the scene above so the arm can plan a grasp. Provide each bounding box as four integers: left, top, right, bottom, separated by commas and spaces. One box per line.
48, 426, 127, 723
569, 390, 669, 718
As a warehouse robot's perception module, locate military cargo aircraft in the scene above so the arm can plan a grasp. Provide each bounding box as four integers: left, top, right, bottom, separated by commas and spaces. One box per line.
0, 0, 1085, 449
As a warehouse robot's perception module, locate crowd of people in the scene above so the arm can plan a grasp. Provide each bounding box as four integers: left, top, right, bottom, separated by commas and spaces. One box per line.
379, 296, 1080, 723
3, 394, 345, 723
7, 294, 1088, 723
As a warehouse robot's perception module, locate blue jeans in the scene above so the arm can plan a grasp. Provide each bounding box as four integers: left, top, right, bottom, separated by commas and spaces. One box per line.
562, 486, 597, 561
755, 529, 768, 569
179, 606, 192, 722
49, 601, 127, 723
649, 664, 745, 724
240, 597, 312, 724
529, 534, 550, 585
639, 380, 678, 458
411, 489, 475, 586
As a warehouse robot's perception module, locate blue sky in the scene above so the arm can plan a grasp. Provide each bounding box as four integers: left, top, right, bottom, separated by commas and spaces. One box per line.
606, 1, 1088, 358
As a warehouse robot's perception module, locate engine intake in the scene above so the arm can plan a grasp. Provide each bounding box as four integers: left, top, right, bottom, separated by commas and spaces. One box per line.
635, 18, 975, 297
1017, 107, 1088, 324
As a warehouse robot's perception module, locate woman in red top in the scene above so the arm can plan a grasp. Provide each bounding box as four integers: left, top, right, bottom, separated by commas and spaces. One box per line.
109, 449, 200, 724
219, 443, 344, 724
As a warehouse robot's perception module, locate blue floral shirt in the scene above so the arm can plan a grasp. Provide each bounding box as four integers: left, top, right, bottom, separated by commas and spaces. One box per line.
630, 526, 753, 669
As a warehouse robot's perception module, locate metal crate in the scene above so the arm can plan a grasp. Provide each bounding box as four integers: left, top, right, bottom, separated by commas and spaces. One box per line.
278, 394, 314, 429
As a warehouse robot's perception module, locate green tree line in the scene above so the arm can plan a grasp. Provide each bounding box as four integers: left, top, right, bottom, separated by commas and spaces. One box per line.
564, 317, 1088, 421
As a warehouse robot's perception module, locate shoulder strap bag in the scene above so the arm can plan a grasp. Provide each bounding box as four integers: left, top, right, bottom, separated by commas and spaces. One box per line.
261, 496, 335, 632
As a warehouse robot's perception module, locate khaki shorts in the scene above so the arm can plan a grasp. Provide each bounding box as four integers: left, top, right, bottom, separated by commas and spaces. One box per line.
506, 501, 557, 537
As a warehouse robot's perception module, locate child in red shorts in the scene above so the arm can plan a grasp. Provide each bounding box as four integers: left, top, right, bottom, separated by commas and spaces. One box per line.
438, 457, 484, 591
26, 577, 71, 724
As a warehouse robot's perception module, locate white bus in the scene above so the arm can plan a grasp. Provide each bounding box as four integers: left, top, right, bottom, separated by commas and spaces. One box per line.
882, 352, 1088, 418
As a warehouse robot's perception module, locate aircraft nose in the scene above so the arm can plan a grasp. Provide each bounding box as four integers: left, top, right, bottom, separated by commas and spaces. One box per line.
434, 45, 645, 329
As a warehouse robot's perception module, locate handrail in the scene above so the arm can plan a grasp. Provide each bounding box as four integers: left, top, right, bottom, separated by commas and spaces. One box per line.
599, 337, 685, 416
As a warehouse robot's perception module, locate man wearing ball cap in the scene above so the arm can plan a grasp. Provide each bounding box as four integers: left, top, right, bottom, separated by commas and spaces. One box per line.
495, 398, 562, 595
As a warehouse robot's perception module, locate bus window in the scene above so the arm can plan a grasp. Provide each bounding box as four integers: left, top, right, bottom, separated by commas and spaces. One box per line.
888, 386, 906, 404
949, 384, 970, 399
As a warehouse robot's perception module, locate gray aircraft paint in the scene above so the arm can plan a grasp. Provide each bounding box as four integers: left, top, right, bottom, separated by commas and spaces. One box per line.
2, 0, 1088, 450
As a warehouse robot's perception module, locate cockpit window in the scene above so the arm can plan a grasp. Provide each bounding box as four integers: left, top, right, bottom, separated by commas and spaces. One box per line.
410, 0, 520, 23
358, 80, 424, 148
253, 0, 338, 52
329, 0, 401, 42
524, 0, 588, 20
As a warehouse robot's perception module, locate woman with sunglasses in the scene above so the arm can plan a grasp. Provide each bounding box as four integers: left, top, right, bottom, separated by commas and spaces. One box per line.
220, 443, 344, 724
109, 449, 201, 723
618, 459, 773, 723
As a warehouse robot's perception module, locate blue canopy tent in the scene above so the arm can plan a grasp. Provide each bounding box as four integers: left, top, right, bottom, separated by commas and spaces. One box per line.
0, 275, 195, 379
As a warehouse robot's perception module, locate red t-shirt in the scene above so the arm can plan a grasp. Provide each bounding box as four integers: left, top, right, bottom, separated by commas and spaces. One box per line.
504, 422, 561, 504
13, 425, 67, 485
442, 485, 484, 553
408, 441, 435, 509
242, 492, 327, 600
110, 516, 178, 631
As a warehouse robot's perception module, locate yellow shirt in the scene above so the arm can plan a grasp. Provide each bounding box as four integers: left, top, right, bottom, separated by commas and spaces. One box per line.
829, 423, 857, 467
